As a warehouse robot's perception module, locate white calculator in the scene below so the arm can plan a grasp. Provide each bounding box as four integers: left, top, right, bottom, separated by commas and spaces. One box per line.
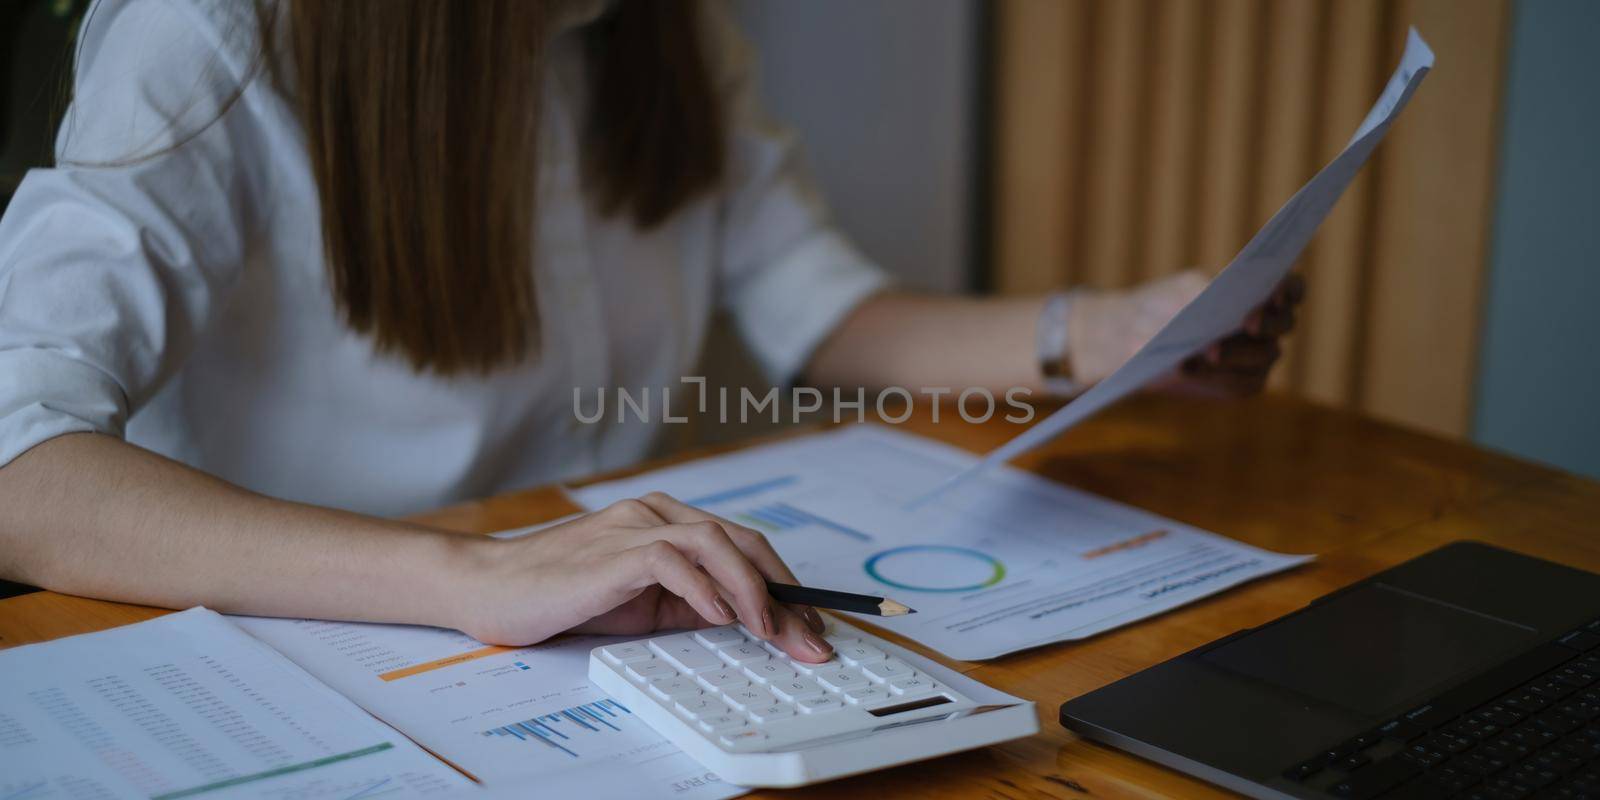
587, 621, 1037, 787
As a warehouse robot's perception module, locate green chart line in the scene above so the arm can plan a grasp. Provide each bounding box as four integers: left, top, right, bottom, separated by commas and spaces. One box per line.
150, 743, 394, 800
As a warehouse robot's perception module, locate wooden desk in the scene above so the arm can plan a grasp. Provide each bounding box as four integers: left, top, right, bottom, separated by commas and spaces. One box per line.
4, 394, 1597, 798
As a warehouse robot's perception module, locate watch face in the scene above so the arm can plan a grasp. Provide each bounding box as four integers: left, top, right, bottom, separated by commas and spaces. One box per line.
1036, 293, 1074, 382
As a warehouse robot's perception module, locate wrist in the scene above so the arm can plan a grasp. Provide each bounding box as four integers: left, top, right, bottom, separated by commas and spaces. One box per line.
1037, 290, 1085, 396
418, 529, 504, 632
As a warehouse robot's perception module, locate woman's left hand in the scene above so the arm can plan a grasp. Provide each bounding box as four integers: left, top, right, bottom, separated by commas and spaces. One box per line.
1164, 273, 1305, 397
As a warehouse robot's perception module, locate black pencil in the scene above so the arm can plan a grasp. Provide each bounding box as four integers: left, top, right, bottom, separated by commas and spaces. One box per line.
766, 582, 915, 617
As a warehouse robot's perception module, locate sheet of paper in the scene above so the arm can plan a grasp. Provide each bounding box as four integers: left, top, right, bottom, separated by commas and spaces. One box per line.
924, 28, 1435, 500
569, 426, 1309, 661
430, 621, 1029, 800
230, 616, 743, 800
0, 608, 468, 800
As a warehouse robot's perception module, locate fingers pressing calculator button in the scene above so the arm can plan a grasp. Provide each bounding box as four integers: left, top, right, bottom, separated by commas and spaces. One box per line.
628, 661, 677, 682
676, 697, 733, 719
861, 659, 914, 683
745, 661, 798, 684
789, 657, 830, 675
797, 696, 843, 714
694, 628, 748, 649
588, 623, 1016, 783
771, 678, 825, 702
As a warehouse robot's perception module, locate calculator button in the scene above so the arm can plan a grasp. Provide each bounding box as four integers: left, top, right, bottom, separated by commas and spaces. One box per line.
817, 668, 869, 691
723, 687, 777, 711
771, 678, 826, 702
648, 677, 703, 700
600, 643, 653, 664
720, 643, 770, 665
697, 713, 747, 733
675, 697, 733, 719
748, 702, 797, 723
861, 659, 914, 683
789, 657, 830, 675
744, 661, 797, 684
760, 640, 788, 657
843, 687, 889, 705
796, 696, 844, 714
627, 661, 677, 682
837, 642, 888, 666
652, 635, 723, 673
698, 669, 749, 690
720, 729, 770, 751
888, 676, 936, 696
694, 627, 748, 649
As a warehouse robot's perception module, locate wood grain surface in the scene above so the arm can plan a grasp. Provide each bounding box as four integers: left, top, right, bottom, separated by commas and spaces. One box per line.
3, 393, 1594, 799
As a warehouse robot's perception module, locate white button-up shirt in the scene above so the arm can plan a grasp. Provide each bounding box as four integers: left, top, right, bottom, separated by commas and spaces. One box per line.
0, 0, 888, 516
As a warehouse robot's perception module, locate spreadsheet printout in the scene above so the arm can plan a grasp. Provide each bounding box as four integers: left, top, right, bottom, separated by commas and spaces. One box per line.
231, 615, 743, 799
570, 425, 1311, 661
0, 608, 467, 800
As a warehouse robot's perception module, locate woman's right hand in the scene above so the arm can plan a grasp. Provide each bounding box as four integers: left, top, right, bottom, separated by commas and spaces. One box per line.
446, 493, 836, 662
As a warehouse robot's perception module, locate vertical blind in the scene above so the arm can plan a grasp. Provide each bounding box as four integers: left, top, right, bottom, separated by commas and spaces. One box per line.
991, 0, 1508, 436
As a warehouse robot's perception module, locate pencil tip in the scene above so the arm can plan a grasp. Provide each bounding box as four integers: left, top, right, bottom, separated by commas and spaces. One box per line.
879, 599, 914, 617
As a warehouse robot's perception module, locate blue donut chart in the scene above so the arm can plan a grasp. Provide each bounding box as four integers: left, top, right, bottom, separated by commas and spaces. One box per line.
862, 545, 1006, 593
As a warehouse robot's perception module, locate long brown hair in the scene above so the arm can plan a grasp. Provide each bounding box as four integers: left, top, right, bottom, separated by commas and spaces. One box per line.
274, 0, 725, 374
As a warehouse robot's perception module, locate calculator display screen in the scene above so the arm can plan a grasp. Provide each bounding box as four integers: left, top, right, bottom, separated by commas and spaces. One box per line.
867, 695, 952, 717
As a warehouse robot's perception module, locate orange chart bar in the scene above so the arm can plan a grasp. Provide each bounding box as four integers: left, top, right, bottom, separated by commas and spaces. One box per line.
378, 645, 515, 682
1081, 529, 1169, 560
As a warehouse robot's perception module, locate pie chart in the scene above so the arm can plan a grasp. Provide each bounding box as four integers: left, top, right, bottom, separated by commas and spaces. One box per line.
862, 545, 1006, 593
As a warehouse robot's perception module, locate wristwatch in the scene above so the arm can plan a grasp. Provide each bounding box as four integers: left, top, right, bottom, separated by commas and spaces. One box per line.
1036, 291, 1084, 396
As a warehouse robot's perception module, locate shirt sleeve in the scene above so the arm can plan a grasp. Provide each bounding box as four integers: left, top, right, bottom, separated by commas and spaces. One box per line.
706, 3, 892, 387
0, 0, 257, 468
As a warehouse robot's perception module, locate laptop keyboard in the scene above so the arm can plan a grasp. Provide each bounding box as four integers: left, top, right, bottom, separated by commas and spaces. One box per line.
1283, 620, 1600, 799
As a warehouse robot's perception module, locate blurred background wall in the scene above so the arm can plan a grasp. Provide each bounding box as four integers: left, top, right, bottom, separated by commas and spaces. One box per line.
1472, 0, 1600, 482
736, 0, 982, 294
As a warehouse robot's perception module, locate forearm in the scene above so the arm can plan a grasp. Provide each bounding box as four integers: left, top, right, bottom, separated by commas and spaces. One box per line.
0, 432, 476, 628
804, 291, 1047, 393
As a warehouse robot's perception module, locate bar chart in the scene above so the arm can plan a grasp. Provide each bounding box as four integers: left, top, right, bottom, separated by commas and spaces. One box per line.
479, 699, 638, 759
732, 501, 873, 543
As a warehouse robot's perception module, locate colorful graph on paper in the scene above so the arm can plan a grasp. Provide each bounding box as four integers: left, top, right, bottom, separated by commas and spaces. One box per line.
479, 699, 639, 759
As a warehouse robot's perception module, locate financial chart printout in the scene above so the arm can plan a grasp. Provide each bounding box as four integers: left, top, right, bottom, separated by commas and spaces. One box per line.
572, 426, 1310, 661
0, 608, 467, 800
231, 616, 740, 799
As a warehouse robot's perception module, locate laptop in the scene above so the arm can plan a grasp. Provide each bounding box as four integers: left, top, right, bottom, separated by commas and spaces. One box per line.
1060, 541, 1600, 799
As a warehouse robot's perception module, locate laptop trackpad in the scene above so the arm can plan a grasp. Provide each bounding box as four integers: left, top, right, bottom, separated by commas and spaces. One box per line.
1201, 583, 1537, 716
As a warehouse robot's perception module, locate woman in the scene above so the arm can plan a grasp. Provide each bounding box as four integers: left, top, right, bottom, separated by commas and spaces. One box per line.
0, 0, 1298, 662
